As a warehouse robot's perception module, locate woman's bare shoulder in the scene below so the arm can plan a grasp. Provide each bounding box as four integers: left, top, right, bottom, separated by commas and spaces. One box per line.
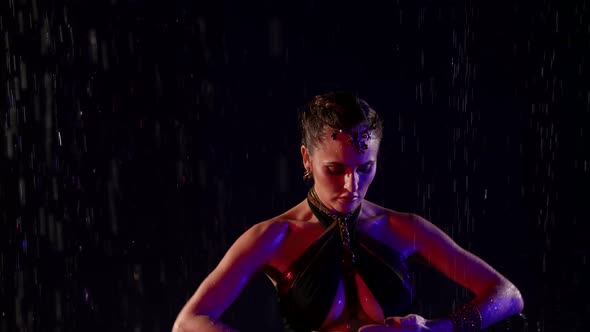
371, 206, 456, 254
359, 200, 422, 256
360, 200, 450, 250
243, 199, 311, 245
243, 218, 289, 245
361, 199, 414, 222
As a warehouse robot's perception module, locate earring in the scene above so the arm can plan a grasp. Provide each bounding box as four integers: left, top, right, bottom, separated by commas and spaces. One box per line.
303, 169, 312, 182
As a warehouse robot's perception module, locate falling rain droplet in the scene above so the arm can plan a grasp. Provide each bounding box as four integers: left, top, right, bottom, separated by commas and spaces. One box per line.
88, 29, 98, 64
18, 177, 25, 206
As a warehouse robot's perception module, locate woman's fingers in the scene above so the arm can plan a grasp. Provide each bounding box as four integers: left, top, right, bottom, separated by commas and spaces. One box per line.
384, 316, 402, 327
360, 314, 429, 332
384, 314, 426, 328
401, 314, 426, 326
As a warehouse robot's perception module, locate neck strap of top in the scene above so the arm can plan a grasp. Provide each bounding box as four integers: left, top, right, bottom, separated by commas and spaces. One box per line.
307, 187, 361, 265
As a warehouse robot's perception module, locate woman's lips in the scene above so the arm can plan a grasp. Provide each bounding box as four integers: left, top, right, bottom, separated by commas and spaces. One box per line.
337, 196, 359, 203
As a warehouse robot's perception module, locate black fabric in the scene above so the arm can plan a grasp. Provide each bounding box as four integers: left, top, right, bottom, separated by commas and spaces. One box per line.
264, 198, 413, 332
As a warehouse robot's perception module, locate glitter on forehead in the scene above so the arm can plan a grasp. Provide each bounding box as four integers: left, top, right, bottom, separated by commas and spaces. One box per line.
331, 127, 374, 154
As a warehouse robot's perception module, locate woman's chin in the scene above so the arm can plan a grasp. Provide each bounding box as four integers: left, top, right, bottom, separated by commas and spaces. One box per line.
333, 200, 360, 214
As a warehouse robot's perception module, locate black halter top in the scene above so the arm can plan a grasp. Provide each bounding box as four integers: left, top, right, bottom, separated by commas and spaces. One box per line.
264, 189, 413, 332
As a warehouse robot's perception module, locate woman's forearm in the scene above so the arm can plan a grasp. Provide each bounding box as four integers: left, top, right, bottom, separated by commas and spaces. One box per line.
474, 282, 524, 329
436, 282, 523, 332
172, 314, 238, 332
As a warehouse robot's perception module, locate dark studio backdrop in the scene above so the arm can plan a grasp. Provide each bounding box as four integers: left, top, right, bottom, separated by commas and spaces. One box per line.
1, 0, 589, 331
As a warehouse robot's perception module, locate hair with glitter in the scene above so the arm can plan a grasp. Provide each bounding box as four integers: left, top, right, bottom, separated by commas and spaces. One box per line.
299, 92, 383, 153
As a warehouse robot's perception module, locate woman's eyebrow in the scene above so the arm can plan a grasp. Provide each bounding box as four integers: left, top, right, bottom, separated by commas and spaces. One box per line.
323, 161, 375, 166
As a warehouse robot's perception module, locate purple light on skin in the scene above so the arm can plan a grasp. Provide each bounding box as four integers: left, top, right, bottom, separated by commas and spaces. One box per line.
84, 289, 90, 303
22, 239, 27, 250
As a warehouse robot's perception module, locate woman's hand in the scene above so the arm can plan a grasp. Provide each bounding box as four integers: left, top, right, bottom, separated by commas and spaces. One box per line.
357, 314, 452, 332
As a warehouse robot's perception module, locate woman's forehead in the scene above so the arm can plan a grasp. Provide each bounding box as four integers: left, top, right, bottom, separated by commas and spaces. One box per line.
314, 137, 379, 164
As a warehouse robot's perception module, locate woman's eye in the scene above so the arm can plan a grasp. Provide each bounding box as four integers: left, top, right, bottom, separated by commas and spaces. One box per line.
357, 165, 373, 173
327, 165, 373, 174
327, 167, 345, 174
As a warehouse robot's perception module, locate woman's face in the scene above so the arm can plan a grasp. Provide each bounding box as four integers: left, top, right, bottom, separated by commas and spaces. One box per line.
302, 127, 380, 214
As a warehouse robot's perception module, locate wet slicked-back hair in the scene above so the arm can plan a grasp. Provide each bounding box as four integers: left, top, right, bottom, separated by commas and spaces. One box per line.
299, 92, 383, 152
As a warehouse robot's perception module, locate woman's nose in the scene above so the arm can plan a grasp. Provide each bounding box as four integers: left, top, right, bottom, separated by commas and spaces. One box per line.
344, 171, 359, 192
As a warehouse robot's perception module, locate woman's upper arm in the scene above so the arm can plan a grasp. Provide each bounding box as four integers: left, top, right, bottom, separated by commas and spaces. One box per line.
402, 214, 509, 295
177, 220, 288, 321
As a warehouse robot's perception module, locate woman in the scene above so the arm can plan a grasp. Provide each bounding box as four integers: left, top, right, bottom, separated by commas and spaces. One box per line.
172, 92, 524, 332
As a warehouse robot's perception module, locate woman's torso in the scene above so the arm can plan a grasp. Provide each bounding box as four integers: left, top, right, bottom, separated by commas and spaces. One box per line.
264, 199, 417, 331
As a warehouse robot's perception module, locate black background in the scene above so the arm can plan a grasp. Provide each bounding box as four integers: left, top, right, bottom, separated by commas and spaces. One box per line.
1, 0, 589, 331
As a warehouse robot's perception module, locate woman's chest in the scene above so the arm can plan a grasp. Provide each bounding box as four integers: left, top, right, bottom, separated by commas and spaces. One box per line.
266, 217, 414, 329
270, 215, 414, 272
